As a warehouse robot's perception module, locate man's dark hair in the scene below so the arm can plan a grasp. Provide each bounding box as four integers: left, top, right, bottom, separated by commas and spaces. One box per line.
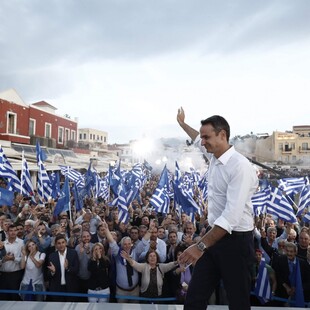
201, 115, 230, 141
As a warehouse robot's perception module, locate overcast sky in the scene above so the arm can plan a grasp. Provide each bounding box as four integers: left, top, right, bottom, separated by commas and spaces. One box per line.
1, 0, 310, 144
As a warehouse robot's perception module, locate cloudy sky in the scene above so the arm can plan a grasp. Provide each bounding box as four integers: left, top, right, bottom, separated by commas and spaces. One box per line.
1, 0, 310, 144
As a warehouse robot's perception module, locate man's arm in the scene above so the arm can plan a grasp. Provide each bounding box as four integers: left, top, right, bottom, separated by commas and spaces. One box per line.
177, 107, 199, 141
179, 225, 228, 265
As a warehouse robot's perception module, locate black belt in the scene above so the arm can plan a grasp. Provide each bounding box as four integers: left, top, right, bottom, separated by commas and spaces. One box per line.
231, 230, 253, 236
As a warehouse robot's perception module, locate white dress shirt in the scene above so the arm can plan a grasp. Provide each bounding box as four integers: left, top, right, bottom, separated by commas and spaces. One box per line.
194, 138, 258, 233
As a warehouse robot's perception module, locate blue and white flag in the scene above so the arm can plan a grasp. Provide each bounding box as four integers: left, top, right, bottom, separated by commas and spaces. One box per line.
0, 187, 15, 206
54, 177, 70, 216
0, 146, 21, 192
254, 259, 272, 304
59, 165, 85, 189
36, 141, 52, 203
174, 161, 201, 222
21, 151, 35, 199
252, 187, 270, 216
297, 185, 310, 217
267, 187, 297, 223
278, 177, 307, 195
149, 165, 170, 214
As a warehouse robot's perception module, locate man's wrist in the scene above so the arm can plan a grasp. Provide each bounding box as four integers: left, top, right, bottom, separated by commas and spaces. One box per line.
196, 240, 208, 252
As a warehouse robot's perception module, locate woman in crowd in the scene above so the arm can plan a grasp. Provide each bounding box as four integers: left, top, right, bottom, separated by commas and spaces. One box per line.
121, 249, 178, 302
20, 239, 46, 301
87, 242, 111, 303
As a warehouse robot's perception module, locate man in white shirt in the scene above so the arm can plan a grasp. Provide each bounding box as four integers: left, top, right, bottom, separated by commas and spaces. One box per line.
177, 107, 258, 310
0, 224, 24, 300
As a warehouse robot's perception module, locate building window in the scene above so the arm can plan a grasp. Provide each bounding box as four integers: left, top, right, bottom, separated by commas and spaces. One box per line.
65, 129, 70, 143
29, 119, 36, 136
291, 143, 295, 150
83, 133, 86, 139
79, 133, 82, 140
104, 136, 107, 143
7, 112, 17, 134
278, 143, 283, 151
302, 143, 308, 150
45, 123, 52, 138
90, 133, 92, 140
71, 130, 76, 142
58, 127, 64, 144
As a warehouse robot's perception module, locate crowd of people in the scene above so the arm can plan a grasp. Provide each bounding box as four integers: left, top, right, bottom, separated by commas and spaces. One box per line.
0, 107, 310, 308
0, 180, 309, 306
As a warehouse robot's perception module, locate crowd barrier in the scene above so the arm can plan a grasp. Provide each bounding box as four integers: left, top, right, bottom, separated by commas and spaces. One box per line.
0, 289, 310, 308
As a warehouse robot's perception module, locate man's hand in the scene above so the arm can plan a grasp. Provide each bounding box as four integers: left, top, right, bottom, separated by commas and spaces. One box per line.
178, 243, 203, 266
177, 107, 185, 125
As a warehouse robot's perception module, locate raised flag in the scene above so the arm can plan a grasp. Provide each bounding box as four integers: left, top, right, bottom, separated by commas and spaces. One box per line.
0, 187, 14, 206
267, 187, 297, 223
254, 258, 272, 304
0, 146, 21, 192
149, 165, 170, 214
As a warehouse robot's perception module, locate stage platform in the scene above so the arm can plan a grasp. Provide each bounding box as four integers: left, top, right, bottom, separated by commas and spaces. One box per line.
0, 301, 308, 310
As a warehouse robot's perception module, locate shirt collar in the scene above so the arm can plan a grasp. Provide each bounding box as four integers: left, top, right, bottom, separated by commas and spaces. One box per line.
217, 145, 235, 165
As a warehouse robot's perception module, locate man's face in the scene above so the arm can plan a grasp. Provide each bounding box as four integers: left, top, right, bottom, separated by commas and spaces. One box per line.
16, 225, 24, 238
130, 229, 139, 242
168, 232, 177, 245
200, 124, 225, 156
55, 238, 67, 253
122, 238, 132, 253
8, 227, 17, 240
299, 232, 310, 248
286, 246, 297, 261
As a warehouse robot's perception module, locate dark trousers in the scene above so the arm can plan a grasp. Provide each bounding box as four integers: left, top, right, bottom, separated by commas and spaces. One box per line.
0, 270, 24, 301
184, 231, 255, 310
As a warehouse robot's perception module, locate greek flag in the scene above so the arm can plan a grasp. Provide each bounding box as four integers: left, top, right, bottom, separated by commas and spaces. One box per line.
21, 151, 34, 198
267, 187, 297, 223
0, 146, 21, 192
149, 165, 170, 214
36, 141, 52, 203
254, 259, 272, 304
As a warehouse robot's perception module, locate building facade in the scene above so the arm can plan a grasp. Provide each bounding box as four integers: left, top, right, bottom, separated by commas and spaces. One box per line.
0, 89, 78, 148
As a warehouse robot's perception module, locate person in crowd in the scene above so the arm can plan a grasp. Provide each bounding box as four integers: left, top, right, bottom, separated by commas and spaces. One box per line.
176, 107, 258, 310
138, 225, 148, 240
129, 225, 141, 249
273, 241, 310, 306
75, 230, 94, 300
0, 224, 24, 300
157, 226, 167, 242
87, 242, 111, 303
75, 208, 101, 235
121, 249, 178, 302
170, 243, 193, 304
67, 223, 82, 249
297, 230, 310, 261
137, 220, 167, 263
20, 239, 46, 301
166, 230, 180, 263
47, 234, 79, 302
250, 248, 277, 306
181, 221, 198, 246
15, 223, 25, 240
90, 222, 107, 245
24, 221, 51, 253
102, 220, 140, 303
260, 225, 290, 265
0, 214, 7, 241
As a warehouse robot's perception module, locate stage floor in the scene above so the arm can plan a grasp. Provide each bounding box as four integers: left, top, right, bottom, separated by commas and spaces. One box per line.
0, 301, 309, 310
